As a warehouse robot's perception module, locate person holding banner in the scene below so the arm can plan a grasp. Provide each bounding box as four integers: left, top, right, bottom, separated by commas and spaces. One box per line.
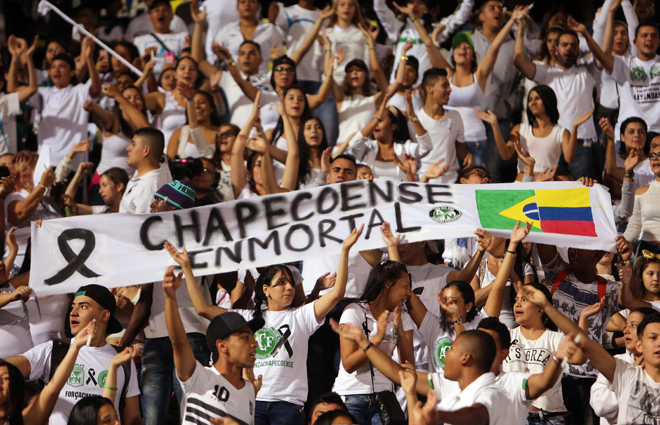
164, 223, 364, 425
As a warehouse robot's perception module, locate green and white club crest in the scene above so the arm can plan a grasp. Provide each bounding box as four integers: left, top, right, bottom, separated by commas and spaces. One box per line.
433, 336, 453, 368
254, 327, 281, 359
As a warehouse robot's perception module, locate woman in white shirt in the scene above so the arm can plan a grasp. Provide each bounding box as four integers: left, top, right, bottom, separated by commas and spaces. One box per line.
296, 116, 330, 189
478, 84, 591, 181
166, 225, 363, 425
167, 86, 219, 160
504, 282, 585, 422
212, 123, 240, 201
348, 93, 432, 181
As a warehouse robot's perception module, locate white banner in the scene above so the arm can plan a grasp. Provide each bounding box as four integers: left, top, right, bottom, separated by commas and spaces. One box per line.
29, 181, 618, 295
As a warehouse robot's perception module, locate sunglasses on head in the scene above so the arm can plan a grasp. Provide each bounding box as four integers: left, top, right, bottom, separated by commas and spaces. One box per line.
275, 66, 294, 73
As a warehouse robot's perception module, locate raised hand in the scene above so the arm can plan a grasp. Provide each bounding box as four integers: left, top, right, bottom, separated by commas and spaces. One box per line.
510, 4, 529, 21
73, 319, 97, 348
190, 0, 207, 23
514, 140, 535, 169
615, 261, 632, 285
423, 159, 450, 180
401, 39, 414, 55
164, 241, 191, 268
163, 266, 184, 297
380, 221, 401, 247
270, 45, 285, 61
343, 224, 365, 250
519, 284, 549, 309
321, 147, 332, 173
599, 117, 615, 141
580, 297, 605, 319
358, 23, 376, 47
6, 227, 18, 254
319, 4, 334, 20
534, 165, 557, 182
81, 37, 96, 60
77, 162, 94, 177
11, 286, 32, 303
241, 136, 268, 154
624, 148, 641, 173
392, 2, 415, 18
25, 35, 39, 59
375, 309, 391, 340
431, 23, 446, 43
437, 291, 462, 322
556, 334, 579, 362
111, 346, 137, 368
40, 167, 56, 188
71, 139, 92, 156
462, 152, 474, 168
573, 108, 594, 127
178, 82, 195, 100
474, 229, 493, 253
398, 361, 417, 395
315, 272, 337, 291
510, 220, 532, 244
615, 236, 633, 262
212, 41, 232, 62
250, 90, 262, 119
474, 109, 498, 126
567, 17, 588, 35
243, 367, 263, 393
393, 152, 415, 178
411, 390, 440, 425
7, 35, 27, 57
102, 83, 121, 98
329, 318, 368, 344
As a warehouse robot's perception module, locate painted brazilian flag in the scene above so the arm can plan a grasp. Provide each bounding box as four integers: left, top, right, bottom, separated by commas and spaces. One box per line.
475, 188, 597, 237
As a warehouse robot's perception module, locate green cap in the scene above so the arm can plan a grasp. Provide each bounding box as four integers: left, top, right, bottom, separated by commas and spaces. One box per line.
452, 32, 474, 50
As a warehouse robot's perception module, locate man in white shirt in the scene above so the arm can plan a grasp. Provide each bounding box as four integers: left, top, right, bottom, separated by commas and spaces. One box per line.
132, 0, 189, 78
164, 259, 264, 425
120, 128, 170, 214
514, 23, 599, 180
520, 284, 660, 425
6, 285, 142, 425
416, 68, 473, 183
28, 39, 101, 168
126, 0, 189, 40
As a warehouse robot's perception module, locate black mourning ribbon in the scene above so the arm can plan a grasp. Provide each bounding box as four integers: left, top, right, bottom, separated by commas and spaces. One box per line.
44, 229, 100, 285
270, 324, 293, 358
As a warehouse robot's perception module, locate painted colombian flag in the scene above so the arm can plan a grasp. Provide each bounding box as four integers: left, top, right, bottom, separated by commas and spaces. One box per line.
475, 188, 597, 237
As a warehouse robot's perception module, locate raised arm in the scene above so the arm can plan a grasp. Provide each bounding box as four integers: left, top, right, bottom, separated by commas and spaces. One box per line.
447, 230, 491, 283
483, 221, 532, 317
7, 167, 55, 223
278, 94, 300, 191
214, 41, 260, 101
190, 2, 220, 79
118, 285, 152, 348
475, 110, 516, 160
84, 99, 119, 133
232, 92, 261, 197
82, 38, 102, 98
307, 42, 336, 110
289, 6, 334, 64
103, 83, 151, 130
314, 225, 364, 320
359, 23, 389, 94
102, 347, 137, 400
513, 19, 536, 80
402, 8, 451, 71
23, 321, 98, 424
165, 241, 226, 321
564, 109, 593, 163
7, 36, 38, 102
519, 284, 617, 383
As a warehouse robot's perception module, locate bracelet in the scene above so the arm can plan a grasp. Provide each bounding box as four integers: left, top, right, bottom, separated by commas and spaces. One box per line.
451, 316, 462, 324
363, 342, 374, 353
400, 55, 409, 62
227, 59, 236, 67
103, 384, 118, 391
624, 170, 634, 179
506, 249, 516, 255
552, 356, 562, 366
410, 17, 417, 22
38, 183, 48, 191
410, 115, 419, 123
373, 115, 382, 122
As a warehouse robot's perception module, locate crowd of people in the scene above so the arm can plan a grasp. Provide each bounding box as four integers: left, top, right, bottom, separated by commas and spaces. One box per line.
1, 0, 660, 424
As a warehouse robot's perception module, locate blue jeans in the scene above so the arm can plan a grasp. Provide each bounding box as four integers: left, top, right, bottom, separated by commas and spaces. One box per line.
486, 118, 511, 183
526, 412, 568, 425
254, 401, 305, 425
343, 395, 383, 425
140, 334, 211, 425
465, 139, 489, 168
299, 80, 339, 148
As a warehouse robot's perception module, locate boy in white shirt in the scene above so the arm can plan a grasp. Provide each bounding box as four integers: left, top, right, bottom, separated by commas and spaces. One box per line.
120, 128, 170, 214
163, 262, 264, 425
28, 38, 101, 168
132, 0, 189, 78
416, 68, 473, 183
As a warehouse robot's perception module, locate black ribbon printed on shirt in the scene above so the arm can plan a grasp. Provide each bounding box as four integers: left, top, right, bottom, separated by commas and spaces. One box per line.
270, 325, 293, 358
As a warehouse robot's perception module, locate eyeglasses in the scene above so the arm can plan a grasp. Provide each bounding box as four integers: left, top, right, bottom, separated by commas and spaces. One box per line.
275, 66, 294, 74
649, 152, 660, 160
468, 170, 490, 181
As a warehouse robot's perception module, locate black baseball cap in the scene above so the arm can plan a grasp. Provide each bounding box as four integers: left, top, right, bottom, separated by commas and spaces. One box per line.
206, 312, 264, 350
72, 284, 123, 335
344, 58, 368, 74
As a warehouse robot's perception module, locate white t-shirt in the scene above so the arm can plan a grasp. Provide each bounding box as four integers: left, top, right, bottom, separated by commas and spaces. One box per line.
436, 372, 512, 425
590, 351, 635, 425
178, 361, 255, 425
301, 251, 374, 299
504, 327, 566, 411
532, 62, 599, 140
611, 358, 660, 424
334, 303, 414, 395
409, 263, 452, 318
419, 309, 489, 373
145, 276, 212, 339
214, 22, 284, 76
610, 55, 660, 137
274, 4, 322, 82
133, 32, 189, 78
26, 295, 70, 346
219, 71, 272, 129
0, 92, 21, 156
416, 108, 463, 183
126, 12, 189, 40
119, 167, 170, 214
22, 341, 140, 425
0, 281, 33, 358
542, 254, 619, 377
29, 80, 93, 167
204, 0, 240, 63
234, 303, 323, 406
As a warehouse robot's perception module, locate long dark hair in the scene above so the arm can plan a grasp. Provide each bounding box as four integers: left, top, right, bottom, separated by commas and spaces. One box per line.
184, 90, 222, 127
67, 396, 114, 425
444, 281, 478, 322
513, 282, 557, 331
358, 261, 408, 304
537, 25, 565, 61
632, 257, 660, 300
297, 116, 329, 185
271, 86, 312, 145
342, 63, 372, 98
253, 265, 295, 318
0, 360, 25, 425
385, 106, 411, 143
212, 123, 240, 170
526, 85, 559, 126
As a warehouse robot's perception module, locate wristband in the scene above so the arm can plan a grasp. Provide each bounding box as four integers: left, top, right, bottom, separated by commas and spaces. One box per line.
410, 17, 417, 22
624, 170, 634, 179
506, 250, 517, 255
400, 55, 409, 62
103, 384, 118, 391
373, 115, 382, 122
38, 183, 48, 191
552, 356, 561, 366
363, 342, 374, 353
410, 116, 419, 123
227, 58, 236, 67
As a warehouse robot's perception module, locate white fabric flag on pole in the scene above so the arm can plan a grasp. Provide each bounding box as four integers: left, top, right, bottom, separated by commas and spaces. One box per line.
28, 180, 618, 295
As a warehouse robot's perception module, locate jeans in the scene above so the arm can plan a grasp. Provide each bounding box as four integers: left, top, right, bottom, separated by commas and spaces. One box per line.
465, 139, 489, 168
255, 401, 305, 425
486, 118, 511, 183
561, 376, 598, 425
343, 395, 382, 425
140, 333, 211, 425
299, 80, 339, 148
526, 412, 568, 425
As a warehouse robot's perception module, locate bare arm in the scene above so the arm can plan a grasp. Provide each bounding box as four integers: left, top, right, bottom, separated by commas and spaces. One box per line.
82, 38, 102, 98
476, 8, 523, 90
103, 84, 151, 130
232, 92, 261, 197
8, 167, 55, 223
568, 18, 615, 73
289, 6, 333, 64
513, 19, 536, 80
447, 230, 490, 284
118, 284, 152, 347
